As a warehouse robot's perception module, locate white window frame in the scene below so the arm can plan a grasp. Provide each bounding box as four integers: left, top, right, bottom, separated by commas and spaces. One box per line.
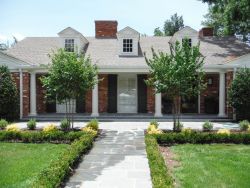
65, 39, 74, 52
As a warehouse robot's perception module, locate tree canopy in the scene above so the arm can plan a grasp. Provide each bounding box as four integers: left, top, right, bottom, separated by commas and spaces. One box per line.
154, 13, 184, 36
201, 0, 250, 36
0, 65, 19, 120
145, 39, 206, 130
228, 68, 250, 120
41, 49, 98, 127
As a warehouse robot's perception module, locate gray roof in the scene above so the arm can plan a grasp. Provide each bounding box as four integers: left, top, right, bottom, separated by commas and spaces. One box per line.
5, 35, 250, 67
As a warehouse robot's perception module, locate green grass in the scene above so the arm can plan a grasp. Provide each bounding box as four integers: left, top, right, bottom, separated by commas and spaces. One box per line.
171, 144, 250, 188
0, 142, 69, 188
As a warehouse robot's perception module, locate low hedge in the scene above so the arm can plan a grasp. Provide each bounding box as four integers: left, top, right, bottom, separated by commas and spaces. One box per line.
32, 132, 96, 188
145, 135, 173, 188
155, 132, 250, 145
0, 130, 87, 143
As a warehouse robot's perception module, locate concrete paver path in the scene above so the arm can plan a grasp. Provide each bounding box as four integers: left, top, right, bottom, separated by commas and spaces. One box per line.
65, 129, 152, 188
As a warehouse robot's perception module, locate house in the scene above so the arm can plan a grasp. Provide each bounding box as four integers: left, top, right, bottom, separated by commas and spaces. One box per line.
0, 20, 250, 119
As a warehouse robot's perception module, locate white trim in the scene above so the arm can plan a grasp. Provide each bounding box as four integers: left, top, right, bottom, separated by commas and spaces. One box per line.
155, 93, 163, 117
218, 71, 226, 117
91, 75, 99, 117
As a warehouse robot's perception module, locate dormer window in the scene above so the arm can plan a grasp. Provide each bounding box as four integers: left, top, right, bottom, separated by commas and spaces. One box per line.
182, 38, 192, 47
65, 39, 74, 52
123, 39, 133, 52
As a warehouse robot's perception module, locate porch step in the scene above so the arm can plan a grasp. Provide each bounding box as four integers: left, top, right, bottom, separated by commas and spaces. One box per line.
22, 113, 233, 122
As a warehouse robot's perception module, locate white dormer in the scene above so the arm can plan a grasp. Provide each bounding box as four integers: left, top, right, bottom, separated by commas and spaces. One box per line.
117, 26, 140, 56
169, 26, 199, 47
58, 27, 88, 54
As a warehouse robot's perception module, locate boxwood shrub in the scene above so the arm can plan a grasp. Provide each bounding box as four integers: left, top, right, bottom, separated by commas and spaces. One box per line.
32, 132, 96, 187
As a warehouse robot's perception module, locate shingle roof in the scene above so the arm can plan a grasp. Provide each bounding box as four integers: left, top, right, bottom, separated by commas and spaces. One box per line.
6, 35, 250, 67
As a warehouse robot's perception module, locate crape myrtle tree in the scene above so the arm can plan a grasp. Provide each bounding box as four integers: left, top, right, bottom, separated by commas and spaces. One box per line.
228, 68, 250, 120
145, 39, 206, 131
41, 49, 98, 128
0, 65, 19, 121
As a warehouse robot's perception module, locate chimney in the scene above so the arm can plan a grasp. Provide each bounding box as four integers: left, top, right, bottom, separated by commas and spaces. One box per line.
95, 20, 118, 38
199, 27, 214, 37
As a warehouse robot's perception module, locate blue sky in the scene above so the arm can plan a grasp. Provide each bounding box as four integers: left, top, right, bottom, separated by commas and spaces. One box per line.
0, 0, 208, 42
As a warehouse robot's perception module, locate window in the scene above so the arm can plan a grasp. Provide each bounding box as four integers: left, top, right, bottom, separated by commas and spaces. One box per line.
182, 38, 192, 47
65, 39, 74, 52
123, 39, 133, 52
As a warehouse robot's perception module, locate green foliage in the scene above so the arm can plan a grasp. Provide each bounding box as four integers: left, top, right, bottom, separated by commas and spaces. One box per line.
228, 68, 250, 120
154, 13, 184, 36
27, 118, 36, 130
150, 119, 159, 128
86, 119, 99, 131
145, 39, 206, 131
0, 65, 19, 121
145, 135, 173, 188
156, 132, 250, 145
202, 121, 213, 131
33, 133, 96, 188
41, 49, 98, 127
239, 120, 249, 131
0, 119, 8, 129
60, 118, 70, 131
201, 0, 250, 36
0, 130, 88, 143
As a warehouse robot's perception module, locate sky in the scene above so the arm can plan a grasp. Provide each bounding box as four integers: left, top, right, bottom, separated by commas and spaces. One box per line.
0, 0, 208, 43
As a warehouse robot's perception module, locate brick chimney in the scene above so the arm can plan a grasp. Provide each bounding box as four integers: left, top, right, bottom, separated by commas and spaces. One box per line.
95, 20, 118, 38
199, 27, 214, 37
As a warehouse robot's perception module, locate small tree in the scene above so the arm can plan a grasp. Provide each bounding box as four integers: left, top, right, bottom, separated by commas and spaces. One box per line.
0, 65, 19, 120
145, 39, 206, 131
228, 68, 250, 120
41, 49, 98, 128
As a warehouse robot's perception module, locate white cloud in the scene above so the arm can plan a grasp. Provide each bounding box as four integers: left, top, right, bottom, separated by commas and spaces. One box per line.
0, 34, 8, 42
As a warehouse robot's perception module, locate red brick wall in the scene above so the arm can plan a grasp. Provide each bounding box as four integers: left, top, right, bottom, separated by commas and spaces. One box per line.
200, 74, 219, 113
226, 71, 234, 118
11, 72, 20, 90
147, 86, 155, 113
23, 72, 30, 117
85, 90, 92, 113
98, 74, 108, 113
199, 27, 214, 37
36, 74, 46, 113
95, 20, 118, 38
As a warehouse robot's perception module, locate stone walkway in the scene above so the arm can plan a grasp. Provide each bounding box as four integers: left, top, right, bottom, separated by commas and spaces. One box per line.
65, 129, 152, 188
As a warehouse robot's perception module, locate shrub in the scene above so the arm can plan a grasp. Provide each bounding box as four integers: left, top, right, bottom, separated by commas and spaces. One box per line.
239, 120, 249, 131
0, 119, 8, 129
181, 128, 193, 134
147, 124, 162, 135
81, 127, 97, 135
43, 124, 58, 133
175, 121, 183, 132
33, 133, 96, 187
202, 121, 213, 132
217, 129, 230, 135
6, 124, 20, 132
27, 119, 36, 130
150, 119, 159, 128
86, 119, 99, 131
60, 118, 70, 131
0, 65, 19, 121
145, 135, 173, 187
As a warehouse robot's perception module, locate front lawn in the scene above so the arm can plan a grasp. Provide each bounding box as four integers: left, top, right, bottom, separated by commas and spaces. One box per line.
170, 144, 250, 188
0, 142, 69, 187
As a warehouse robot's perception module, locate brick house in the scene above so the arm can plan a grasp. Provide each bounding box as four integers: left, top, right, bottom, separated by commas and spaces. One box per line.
0, 20, 250, 119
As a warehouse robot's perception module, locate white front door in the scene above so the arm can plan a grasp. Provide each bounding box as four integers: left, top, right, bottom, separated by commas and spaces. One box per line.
56, 99, 76, 113
118, 74, 137, 113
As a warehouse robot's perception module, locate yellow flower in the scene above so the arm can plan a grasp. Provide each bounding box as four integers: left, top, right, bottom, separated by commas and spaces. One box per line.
217, 129, 230, 135
147, 124, 162, 134
6, 124, 20, 132
43, 124, 58, 132
81, 127, 97, 135
181, 128, 193, 134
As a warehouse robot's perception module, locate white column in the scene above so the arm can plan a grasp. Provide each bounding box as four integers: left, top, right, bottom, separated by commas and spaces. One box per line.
91, 79, 99, 117
19, 69, 23, 119
154, 93, 163, 117
29, 71, 37, 116
198, 94, 201, 114
218, 71, 226, 117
